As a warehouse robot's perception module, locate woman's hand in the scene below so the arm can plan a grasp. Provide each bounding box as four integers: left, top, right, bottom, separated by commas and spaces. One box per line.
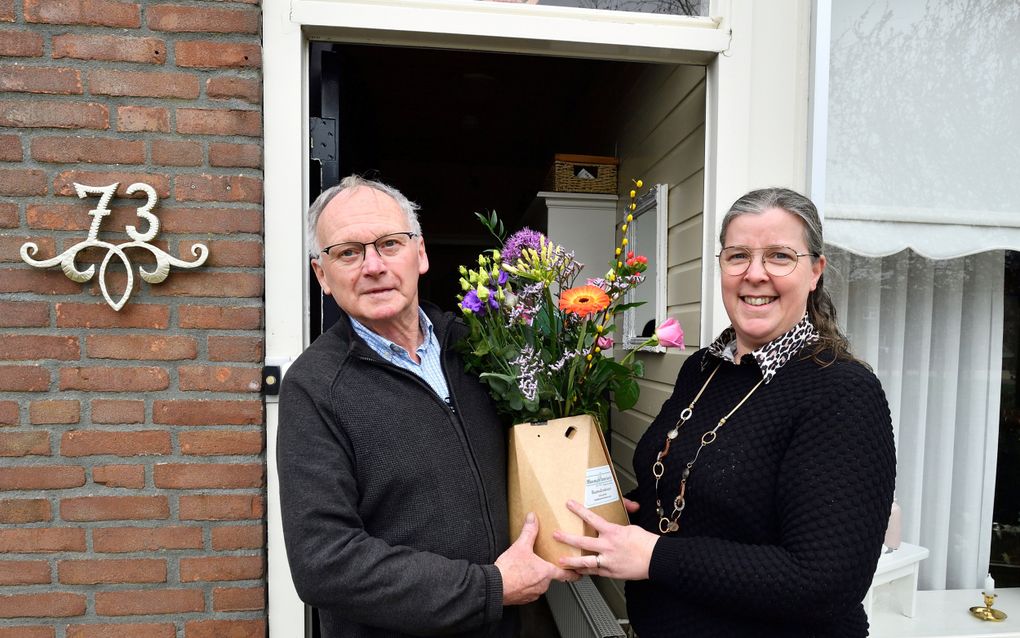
553, 499, 658, 581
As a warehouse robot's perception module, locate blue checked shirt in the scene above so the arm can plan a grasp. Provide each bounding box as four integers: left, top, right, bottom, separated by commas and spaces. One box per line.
349, 308, 451, 404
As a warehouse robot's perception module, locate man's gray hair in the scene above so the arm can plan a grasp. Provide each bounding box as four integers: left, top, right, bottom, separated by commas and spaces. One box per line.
307, 175, 422, 259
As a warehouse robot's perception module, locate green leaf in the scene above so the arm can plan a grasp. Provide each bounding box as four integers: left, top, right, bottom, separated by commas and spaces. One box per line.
500, 345, 521, 360
480, 372, 515, 395
632, 360, 645, 378
601, 360, 631, 377
532, 310, 554, 334
475, 210, 506, 243
613, 378, 640, 412
611, 301, 647, 313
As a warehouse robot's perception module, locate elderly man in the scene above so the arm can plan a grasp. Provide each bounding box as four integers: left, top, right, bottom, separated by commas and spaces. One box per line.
278, 175, 572, 638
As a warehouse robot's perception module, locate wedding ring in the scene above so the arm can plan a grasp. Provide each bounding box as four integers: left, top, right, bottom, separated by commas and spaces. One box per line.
594, 554, 602, 570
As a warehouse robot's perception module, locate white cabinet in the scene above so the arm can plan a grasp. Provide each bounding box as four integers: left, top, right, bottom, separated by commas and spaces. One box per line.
526, 191, 618, 283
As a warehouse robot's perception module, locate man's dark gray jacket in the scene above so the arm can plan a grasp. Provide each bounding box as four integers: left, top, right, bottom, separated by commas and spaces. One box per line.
278, 306, 513, 637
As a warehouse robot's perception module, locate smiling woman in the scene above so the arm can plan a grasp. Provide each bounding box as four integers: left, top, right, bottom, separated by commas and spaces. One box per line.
554, 187, 895, 638
718, 206, 825, 358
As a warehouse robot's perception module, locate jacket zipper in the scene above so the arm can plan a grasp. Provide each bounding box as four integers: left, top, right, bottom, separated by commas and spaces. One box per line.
436, 323, 499, 560
353, 323, 499, 559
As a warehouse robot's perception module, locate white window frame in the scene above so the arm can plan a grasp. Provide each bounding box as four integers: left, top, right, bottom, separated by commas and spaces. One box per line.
807, 0, 1008, 594
263, 0, 812, 633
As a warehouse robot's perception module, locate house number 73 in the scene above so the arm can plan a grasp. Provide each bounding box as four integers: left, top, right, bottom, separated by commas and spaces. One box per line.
20, 182, 209, 311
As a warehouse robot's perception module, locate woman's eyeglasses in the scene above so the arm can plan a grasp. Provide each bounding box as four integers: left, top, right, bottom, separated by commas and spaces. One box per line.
321, 231, 419, 268
717, 245, 819, 277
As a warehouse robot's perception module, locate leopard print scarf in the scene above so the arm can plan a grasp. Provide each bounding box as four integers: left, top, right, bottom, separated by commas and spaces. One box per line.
704, 313, 819, 383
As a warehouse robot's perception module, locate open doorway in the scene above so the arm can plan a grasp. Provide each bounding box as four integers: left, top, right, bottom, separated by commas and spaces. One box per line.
303, 41, 702, 636
308, 42, 674, 338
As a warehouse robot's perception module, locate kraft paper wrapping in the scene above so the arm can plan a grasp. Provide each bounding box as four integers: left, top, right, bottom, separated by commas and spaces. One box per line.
507, 414, 629, 563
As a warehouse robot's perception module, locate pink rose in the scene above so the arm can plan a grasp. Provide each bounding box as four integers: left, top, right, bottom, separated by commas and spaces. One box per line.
597, 335, 614, 350
654, 318, 685, 349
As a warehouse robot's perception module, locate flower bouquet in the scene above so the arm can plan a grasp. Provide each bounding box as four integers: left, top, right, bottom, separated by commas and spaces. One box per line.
455, 182, 684, 561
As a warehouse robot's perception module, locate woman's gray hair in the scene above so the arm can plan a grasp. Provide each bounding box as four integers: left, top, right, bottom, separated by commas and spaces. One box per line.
720, 187, 855, 362
307, 175, 422, 259
719, 187, 824, 258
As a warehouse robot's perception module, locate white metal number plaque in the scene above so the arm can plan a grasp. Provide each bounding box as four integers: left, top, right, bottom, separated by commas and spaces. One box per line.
20, 182, 209, 311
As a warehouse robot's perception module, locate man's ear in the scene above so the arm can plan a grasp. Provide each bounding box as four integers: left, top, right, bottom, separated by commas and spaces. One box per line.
311, 258, 331, 296
417, 237, 429, 276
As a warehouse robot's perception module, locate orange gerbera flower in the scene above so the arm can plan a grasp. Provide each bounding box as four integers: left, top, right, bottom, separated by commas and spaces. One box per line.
559, 285, 611, 317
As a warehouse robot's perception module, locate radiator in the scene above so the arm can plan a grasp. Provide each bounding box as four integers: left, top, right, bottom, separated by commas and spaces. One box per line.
545, 577, 627, 638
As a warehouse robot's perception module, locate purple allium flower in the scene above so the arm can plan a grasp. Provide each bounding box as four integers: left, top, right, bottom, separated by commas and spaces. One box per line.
461, 290, 485, 315
502, 227, 545, 264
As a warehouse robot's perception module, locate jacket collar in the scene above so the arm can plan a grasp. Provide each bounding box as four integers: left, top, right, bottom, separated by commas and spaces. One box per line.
330, 300, 456, 360
703, 313, 819, 383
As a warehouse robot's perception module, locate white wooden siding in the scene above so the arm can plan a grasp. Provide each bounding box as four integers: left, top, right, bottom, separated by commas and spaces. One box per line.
596, 62, 707, 618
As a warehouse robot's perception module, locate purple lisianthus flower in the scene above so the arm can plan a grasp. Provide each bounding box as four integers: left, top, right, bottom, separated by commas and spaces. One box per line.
502, 227, 545, 264
461, 289, 501, 316
460, 290, 485, 315
498, 270, 509, 286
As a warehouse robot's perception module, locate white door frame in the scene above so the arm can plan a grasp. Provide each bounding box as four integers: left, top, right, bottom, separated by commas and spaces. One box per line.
263, 1, 810, 633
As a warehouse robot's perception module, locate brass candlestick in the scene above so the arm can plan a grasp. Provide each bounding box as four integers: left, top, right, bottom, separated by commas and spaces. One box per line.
969, 592, 1007, 621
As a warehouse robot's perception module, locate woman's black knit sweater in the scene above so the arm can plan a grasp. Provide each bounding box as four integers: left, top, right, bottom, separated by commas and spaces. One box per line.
626, 347, 896, 637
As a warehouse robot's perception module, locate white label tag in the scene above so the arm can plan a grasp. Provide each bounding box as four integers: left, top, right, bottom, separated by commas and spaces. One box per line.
584, 465, 620, 509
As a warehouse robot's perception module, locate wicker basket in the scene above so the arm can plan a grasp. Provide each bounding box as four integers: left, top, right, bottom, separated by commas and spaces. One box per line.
547, 154, 619, 194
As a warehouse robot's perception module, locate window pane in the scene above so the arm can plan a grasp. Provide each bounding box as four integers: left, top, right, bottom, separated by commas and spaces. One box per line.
827, 0, 1020, 216
475, 0, 706, 16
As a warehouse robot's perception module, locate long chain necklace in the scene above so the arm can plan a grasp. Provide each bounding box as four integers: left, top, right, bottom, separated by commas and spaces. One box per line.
653, 363, 765, 534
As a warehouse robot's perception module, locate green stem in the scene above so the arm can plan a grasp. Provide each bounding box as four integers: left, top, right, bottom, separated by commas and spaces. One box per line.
618, 335, 660, 368
572, 307, 610, 389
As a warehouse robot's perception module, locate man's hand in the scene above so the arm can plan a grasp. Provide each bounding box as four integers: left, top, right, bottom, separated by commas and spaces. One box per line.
496, 512, 579, 605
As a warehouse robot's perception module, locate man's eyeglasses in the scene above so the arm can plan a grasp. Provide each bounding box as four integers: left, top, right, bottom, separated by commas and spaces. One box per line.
321, 231, 419, 267
717, 245, 819, 277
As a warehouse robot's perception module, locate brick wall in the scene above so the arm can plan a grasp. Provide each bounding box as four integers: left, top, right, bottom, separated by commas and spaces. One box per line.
0, 0, 266, 635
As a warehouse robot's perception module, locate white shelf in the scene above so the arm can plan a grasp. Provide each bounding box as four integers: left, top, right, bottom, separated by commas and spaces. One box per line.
866, 543, 930, 618
870, 588, 1019, 637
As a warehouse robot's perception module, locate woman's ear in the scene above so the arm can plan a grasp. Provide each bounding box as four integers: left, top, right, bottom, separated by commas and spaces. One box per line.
810, 255, 826, 291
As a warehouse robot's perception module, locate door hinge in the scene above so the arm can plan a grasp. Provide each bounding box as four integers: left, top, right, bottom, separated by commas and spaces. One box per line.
309, 117, 337, 163
310, 116, 339, 189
